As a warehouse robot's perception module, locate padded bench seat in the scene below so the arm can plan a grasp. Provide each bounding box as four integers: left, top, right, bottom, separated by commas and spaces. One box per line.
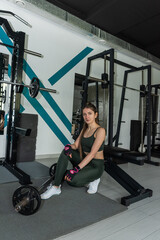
123, 151, 147, 165
104, 145, 129, 158
104, 145, 146, 165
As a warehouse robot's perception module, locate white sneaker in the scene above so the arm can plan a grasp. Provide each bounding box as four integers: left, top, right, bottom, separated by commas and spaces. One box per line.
87, 178, 100, 194
41, 186, 61, 199
47, 183, 52, 190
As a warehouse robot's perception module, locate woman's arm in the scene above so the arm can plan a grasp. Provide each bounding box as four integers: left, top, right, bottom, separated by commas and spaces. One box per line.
78, 128, 105, 169
70, 129, 83, 150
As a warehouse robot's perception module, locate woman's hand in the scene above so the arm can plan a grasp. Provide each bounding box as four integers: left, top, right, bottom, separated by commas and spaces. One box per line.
64, 166, 81, 182
64, 144, 72, 158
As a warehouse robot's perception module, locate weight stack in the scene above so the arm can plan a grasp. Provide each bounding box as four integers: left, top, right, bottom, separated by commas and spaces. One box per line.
16, 113, 38, 162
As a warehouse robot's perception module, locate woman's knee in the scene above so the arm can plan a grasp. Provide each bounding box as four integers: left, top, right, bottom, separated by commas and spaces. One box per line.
57, 149, 70, 166
67, 177, 83, 187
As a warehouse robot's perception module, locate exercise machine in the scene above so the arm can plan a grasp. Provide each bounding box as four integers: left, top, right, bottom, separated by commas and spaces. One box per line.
0, 16, 56, 184
81, 49, 153, 206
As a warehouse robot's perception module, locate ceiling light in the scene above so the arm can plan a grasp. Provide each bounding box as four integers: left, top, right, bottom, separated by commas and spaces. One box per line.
15, 0, 25, 6
145, 59, 152, 63
98, 39, 106, 44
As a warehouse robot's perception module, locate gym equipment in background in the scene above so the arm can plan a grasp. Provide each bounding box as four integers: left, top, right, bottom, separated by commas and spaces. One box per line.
138, 71, 146, 153
0, 16, 57, 184
81, 49, 153, 206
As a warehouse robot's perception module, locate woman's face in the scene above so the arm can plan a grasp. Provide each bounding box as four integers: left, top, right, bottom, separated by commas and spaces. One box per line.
83, 107, 97, 125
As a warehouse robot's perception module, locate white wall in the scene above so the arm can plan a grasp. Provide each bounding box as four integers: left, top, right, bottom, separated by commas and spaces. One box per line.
0, 0, 160, 158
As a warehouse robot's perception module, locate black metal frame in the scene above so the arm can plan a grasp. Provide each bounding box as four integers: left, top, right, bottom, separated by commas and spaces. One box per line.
0, 53, 5, 109
105, 160, 152, 206
0, 17, 31, 184
150, 84, 160, 158
82, 49, 153, 206
115, 66, 160, 166
81, 49, 115, 145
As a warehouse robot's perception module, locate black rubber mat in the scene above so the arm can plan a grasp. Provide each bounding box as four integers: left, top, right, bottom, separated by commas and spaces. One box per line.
0, 180, 127, 240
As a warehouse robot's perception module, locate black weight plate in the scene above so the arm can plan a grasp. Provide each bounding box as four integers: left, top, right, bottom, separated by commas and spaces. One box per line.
12, 185, 41, 215
49, 163, 57, 177
29, 77, 40, 98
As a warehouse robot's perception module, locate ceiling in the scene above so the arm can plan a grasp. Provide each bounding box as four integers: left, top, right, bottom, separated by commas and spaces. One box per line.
46, 0, 160, 60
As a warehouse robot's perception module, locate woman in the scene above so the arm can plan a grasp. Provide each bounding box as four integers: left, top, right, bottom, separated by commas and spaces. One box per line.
41, 102, 106, 199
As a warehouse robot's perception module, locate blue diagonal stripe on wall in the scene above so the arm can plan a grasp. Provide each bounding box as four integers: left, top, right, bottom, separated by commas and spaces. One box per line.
48, 47, 93, 86
23, 60, 72, 132
22, 87, 69, 145
0, 27, 13, 54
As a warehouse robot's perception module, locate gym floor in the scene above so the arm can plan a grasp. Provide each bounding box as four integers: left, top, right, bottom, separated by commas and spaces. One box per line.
37, 157, 160, 240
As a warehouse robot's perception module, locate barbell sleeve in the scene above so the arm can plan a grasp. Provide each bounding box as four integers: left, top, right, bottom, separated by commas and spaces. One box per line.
0, 80, 57, 94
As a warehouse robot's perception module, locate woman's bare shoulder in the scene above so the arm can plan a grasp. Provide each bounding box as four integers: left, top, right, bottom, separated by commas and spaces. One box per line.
96, 126, 106, 136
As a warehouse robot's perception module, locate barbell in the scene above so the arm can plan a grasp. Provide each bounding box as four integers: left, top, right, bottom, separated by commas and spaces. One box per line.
0, 77, 56, 98
12, 163, 57, 215
87, 75, 157, 96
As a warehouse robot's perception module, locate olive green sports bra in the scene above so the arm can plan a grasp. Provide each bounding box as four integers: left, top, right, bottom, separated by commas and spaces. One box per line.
81, 127, 104, 153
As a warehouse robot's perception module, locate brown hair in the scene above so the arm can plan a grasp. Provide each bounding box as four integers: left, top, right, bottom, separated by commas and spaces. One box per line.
79, 102, 99, 158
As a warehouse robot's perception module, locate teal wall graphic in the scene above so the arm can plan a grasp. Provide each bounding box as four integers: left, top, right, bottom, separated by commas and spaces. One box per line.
0, 26, 93, 145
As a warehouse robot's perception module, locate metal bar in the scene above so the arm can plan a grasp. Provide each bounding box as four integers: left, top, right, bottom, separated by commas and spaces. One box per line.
87, 76, 104, 83
88, 50, 111, 61
0, 10, 31, 27
11, 32, 25, 164
81, 58, 91, 130
114, 83, 144, 93
5, 41, 18, 162
146, 65, 152, 162
4, 162, 32, 185
0, 80, 57, 94
87, 49, 137, 70
96, 82, 99, 113
115, 72, 131, 146
82, 59, 91, 107
108, 49, 114, 146
39, 87, 56, 94
88, 76, 145, 93
0, 17, 16, 38
24, 49, 43, 58
151, 88, 159, 148
121, 189, 153, 206
151, 84, 160, 88
103, 55, 107, 127
87, 76, 158, 96
0, 42, 43, 58
105, 161, 145, 195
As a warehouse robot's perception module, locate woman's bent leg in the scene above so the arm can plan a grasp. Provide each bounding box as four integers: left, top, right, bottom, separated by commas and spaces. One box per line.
54, 150, 69, 186
54, 149, 81, 186
68, 159, 104, 187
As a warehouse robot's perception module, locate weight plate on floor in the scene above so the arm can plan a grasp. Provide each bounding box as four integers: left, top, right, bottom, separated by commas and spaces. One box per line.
12, 185, 41, 215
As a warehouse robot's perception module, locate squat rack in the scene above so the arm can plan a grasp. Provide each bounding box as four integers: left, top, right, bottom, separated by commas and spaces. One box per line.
81, 49, 153, 206
0, 16, 32, 184
0, 16, 56, 184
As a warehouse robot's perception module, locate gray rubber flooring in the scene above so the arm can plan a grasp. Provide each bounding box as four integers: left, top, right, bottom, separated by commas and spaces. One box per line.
0, 179, 127, 240
0, 162, 127, 239
0, 161, 50, 183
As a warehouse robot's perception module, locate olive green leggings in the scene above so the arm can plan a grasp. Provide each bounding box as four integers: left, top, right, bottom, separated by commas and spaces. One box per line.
54, 149, 104, 187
